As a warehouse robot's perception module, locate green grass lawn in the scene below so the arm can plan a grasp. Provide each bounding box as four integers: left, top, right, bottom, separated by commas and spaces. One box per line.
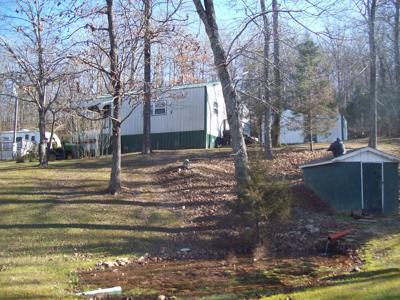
0, 156, 184, 299
264, 226, 400, 300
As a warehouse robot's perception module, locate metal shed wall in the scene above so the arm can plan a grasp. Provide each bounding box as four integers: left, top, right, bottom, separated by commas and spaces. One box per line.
303, 162, 362, 211
383, 163, 399, 213
303, 161, 399, 213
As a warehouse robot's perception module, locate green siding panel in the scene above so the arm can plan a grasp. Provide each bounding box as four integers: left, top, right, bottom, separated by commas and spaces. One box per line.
363, 163, 383, 213
383, 163, 399, 214
303, 162, 399, 214
303, 162, 362, 212
121, 130, 206, 153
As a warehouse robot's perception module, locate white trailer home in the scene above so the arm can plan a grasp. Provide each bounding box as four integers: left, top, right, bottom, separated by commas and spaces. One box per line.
262, 109, 348, 145
87, 82, 240, 153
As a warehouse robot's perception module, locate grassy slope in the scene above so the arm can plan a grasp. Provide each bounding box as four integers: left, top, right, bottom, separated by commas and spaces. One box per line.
264, 226, 400, 300
0, 156, 182, 299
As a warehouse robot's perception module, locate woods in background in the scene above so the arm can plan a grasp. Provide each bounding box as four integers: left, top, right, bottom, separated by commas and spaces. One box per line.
0, 0, 399, 192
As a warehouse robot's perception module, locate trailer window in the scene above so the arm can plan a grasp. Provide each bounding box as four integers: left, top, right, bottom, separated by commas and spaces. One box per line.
151, 101, 166, 116
31, 136, 35, 142
213, 102, 218, 115
25, 134, 29, 140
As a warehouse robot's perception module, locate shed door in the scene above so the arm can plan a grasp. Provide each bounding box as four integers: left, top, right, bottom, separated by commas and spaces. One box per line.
362, 163, 382, 213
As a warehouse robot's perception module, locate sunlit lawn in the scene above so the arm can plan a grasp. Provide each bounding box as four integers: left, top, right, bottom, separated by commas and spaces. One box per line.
0, 156, 183, 299
264, 228, 400, 300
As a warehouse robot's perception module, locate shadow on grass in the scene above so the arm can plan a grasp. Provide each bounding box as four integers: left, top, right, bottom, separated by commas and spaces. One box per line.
264, 268, 400, 299
0, 198, 230, 209
321, 268, 400, 283
0, 222, 226, 233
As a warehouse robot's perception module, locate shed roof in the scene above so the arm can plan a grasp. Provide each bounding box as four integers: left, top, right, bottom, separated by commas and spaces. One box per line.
300, 147, 400, 169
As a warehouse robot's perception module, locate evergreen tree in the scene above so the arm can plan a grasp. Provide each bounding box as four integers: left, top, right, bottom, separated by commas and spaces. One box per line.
292, 39, 335, 151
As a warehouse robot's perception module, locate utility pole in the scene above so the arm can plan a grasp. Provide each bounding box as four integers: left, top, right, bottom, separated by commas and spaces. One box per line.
12, 84, 18, 158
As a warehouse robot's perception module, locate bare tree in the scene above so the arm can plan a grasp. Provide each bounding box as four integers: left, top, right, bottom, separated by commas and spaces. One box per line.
260, 0, 273, 159
394, 0, 400, 86
0, 0, 76, 166
368, 0, 378, 148
142, 0, 152, 154
192, 0, 249, 189
271, 0, 282, 148
72, 0, 146, 194
105, 0, 123, 193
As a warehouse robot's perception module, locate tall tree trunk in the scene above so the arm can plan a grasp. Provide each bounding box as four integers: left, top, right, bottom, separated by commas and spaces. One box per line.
368, 0, 378, 149
47, 110, 56, 154
271, 0, 282, 148
38, 106, 48, 166
260, 0, 273, 159
193, 0, 248, 189
308, 100, 313, 151
36, 9, 47, 167
395, 0, 400, 86
106, 0, 122, 195
142, 0, 152, 154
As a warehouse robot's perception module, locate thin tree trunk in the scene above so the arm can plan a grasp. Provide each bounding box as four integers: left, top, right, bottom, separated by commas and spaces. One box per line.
38, 106, 48, 166
368, 0, 378, 149
260, 0, 273, 159
106, 0, 122, 195
395, 0, 400, 86
47, 110, 56, 153
271, 0, 281, 148
308, 102, 313, 151
142, 0, 152, 154
193, 0, 249, 190
36, 9, 47, 167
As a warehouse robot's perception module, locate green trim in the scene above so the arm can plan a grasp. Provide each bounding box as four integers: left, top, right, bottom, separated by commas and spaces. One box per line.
121, 130, 206, 153
204, 86, 208, 148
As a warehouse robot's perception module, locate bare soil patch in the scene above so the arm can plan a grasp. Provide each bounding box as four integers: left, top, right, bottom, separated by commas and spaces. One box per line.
79, 254, 353, 299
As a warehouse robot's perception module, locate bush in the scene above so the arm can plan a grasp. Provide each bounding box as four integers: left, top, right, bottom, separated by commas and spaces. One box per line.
233, 158, 292, 244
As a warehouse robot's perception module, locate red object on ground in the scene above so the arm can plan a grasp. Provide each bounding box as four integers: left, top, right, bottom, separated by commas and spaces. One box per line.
328, 228, 353, 241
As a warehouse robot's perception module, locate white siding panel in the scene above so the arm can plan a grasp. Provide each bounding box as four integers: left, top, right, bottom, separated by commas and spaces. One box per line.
121, 86, 205, 135
206, 84, 226, 137
317, 116, 342, 143
279, 110, 304, 144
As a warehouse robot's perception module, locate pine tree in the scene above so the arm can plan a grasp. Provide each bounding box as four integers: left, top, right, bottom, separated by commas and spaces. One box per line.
293, 39, 335, 151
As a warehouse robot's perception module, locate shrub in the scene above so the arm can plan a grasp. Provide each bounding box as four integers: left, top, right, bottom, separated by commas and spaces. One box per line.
233, 158, 292, 244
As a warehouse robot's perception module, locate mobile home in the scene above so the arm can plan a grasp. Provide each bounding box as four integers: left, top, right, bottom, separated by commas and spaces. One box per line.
262, 109, 348, 145
87, 82, 240, 153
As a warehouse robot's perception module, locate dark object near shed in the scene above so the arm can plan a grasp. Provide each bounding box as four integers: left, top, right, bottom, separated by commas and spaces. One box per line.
300, 147, 399, 214
327, 138, 345, 157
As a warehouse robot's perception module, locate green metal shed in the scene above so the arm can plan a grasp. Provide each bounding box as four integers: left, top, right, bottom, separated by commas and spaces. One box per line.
300, 147, 399, 214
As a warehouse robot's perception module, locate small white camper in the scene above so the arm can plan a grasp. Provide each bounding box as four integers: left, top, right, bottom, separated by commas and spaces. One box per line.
0, 129, 61, 160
